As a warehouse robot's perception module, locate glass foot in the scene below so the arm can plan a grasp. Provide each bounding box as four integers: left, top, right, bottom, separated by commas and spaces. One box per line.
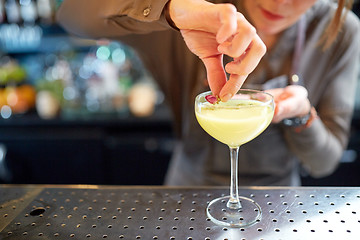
206, 196, 262, 227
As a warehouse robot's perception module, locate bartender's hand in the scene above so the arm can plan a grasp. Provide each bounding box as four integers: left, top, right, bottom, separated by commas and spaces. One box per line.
266, 85, 312, 123
167, 0, 266, 101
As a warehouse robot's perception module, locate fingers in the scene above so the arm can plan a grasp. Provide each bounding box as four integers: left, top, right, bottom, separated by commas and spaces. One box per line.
273, 98, 310, 123
285, 85, 308, 98
219, 74, 247, 101
217, 34, 265, 101
265, 88, 285, 99
217, 15, 265, 99
269, 86, 311, 123
224, 35, 266, 75
202, 55, 227, 97
218, 13, 256, 57
215, 4, 238, 43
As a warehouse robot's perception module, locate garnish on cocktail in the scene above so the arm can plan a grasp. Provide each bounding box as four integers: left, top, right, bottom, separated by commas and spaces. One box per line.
205, 94, 221, 104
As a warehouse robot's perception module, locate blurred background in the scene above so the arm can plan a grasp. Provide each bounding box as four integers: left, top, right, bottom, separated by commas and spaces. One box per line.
0, 0, 359, 186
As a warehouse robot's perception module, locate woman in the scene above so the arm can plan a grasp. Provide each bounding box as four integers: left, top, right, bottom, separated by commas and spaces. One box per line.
57, 0, 360, 186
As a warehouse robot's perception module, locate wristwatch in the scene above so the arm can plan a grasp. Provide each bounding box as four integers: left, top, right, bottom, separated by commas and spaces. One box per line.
282, 111, 311, 127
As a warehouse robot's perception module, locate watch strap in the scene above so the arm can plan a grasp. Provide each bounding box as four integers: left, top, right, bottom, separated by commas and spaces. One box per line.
282, 112, 311, 127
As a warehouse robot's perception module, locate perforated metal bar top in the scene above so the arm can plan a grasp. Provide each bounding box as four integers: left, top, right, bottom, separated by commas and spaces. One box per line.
1, 185, 360, 240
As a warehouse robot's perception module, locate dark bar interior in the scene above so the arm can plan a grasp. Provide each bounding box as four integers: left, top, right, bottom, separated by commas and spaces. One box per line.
0, 0, 360, 239
0, 0, 359, 187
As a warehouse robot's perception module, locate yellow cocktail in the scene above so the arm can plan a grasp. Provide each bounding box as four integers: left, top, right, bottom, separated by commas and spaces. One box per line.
196, 99, 273, 147
195, 89, 274, 227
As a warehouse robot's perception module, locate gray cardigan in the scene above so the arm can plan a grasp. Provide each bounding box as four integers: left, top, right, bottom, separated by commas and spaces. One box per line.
57, 0, 360, 186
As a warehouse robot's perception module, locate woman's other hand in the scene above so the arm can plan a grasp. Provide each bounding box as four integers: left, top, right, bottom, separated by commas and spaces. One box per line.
266, 85, 312, 123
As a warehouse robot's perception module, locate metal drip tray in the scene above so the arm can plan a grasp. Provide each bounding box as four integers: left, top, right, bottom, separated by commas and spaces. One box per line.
1, 185, 360, 239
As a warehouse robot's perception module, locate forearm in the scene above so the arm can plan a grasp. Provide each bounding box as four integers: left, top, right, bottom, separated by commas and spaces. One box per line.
285, 11, 360, 178
283, 117, 349, 178
283, 72, 356, 178
56, 0, 171, 39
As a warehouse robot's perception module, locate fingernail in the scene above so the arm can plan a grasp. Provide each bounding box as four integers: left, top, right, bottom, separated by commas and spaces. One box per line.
221, 93, 233, 102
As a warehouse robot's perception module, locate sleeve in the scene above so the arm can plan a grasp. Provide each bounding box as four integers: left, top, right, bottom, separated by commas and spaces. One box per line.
56, 0, 172, 39
283, 11, 360, 178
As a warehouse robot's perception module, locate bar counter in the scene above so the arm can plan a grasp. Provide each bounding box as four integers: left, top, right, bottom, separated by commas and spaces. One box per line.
1, 185, 359, 239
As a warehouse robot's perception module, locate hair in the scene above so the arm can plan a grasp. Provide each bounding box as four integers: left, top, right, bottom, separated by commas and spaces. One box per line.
320, 0, 354, 50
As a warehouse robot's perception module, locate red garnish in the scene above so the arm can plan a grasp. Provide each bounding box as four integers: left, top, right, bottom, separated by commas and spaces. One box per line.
205, 95, 220, 104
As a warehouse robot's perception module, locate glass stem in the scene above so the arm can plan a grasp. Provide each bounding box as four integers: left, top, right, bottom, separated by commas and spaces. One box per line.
227, 146, 242, 209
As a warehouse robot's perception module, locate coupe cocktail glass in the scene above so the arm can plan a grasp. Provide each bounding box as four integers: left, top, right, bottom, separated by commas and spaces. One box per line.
195, 89, 274, 227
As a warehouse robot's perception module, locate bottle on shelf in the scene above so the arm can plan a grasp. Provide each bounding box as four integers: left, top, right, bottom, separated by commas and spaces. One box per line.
19, 0, 38, 25
5, 0, 21, 24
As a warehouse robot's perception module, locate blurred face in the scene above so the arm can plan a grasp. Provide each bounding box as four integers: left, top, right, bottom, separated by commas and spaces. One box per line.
243, 0, 317, 35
